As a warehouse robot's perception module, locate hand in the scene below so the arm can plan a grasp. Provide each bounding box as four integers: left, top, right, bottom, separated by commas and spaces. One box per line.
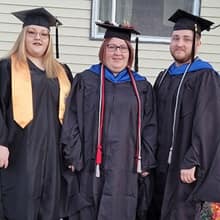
141, 171, 150, 177
180, 166, 196, 184
0, 145, 9, 168
68, 165, 75, 172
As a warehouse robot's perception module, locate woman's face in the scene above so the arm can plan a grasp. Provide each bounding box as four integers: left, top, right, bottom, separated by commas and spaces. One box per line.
104, 37, 129, 74
25, 25, 50, 58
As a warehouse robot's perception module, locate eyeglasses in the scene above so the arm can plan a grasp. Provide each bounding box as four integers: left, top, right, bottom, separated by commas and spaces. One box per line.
26, 30, 50, 39
106, 44, 129, 53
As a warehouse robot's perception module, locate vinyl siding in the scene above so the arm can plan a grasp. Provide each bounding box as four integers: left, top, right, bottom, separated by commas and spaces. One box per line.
0, 0, 220, 83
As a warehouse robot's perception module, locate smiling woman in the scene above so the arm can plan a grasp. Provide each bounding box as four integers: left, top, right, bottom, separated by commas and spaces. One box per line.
60, 20, 157, 220
0, 7, 72, 220
104, 38, 130, 74
25, 25, 50, 62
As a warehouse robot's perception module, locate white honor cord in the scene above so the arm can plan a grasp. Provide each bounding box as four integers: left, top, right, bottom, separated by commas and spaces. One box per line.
96, 65, 104, 178
168, 63, 191, 164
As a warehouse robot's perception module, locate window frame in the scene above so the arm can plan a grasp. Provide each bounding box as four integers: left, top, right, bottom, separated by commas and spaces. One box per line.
91, 0, 201, 43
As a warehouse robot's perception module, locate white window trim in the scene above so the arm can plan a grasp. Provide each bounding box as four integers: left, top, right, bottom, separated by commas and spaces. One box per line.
91, 0, 201, 43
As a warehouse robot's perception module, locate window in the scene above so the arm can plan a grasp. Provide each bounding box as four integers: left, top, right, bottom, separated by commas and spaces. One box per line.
91, 0, 201, 43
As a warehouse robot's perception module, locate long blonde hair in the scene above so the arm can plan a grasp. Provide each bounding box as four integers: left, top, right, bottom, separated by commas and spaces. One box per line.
7, 26, 65, 78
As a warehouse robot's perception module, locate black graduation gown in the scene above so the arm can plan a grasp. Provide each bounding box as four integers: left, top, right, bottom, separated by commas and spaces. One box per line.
0, 173, 4, 220
0, 58, 72, 220
61, 69, 157, 220
153, 68, 220, 220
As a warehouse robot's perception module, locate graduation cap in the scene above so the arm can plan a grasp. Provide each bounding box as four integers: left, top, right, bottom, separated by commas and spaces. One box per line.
12, 7, 62, 58
96, 21, 140, 71
168, 9, 214, 62
168, 9, 214, 35
96, 20, 140, 41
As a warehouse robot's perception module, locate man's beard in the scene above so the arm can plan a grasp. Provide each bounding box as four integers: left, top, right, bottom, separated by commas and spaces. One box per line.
170, 50, 192, 65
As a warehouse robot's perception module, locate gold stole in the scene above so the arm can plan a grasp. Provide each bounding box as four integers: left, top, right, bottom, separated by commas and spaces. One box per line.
11, 54, 71, 128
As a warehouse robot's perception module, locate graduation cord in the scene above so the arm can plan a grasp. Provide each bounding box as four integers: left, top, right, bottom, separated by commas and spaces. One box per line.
168, 63, 191, 164
96, 64, 105, 177
128, 68, 142, 173
158, 69, 168, 88
95, 65, 142, 177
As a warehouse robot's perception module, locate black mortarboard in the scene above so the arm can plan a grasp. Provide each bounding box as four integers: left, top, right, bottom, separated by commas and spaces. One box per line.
12, 7, 62, 58
96, 21, 140, 41
169, 9, 214, 63
12, 7, 62, 29
168, 9, 214, 35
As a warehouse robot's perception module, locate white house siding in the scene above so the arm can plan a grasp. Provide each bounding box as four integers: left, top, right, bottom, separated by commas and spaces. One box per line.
0, 0, 220, 83
200, 0, 220, 72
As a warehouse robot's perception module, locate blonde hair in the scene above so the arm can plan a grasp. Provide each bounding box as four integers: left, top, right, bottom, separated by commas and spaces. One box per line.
98, 38, 134, 69
7, 26, 65, 78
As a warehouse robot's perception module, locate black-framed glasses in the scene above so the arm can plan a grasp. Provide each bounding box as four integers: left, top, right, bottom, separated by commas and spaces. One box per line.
106, 44, 129, 53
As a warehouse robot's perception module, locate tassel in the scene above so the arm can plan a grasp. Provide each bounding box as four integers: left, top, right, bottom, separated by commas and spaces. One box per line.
96, 164, 100, 177
56, 20, 59, 59
95, 144, 102, 177
191, 24, 197, 63
96, 144, 102, 164
137, 156, 142, 173
168, 147, 173, 164
134, 37, 139, 72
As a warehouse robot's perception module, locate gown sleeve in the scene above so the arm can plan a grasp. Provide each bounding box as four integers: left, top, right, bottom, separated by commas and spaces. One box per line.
62, 63, 74, 83
0, 59, 11, 147
181, 70, 220, 202
181, 70, 220, 169
61, 73, 84, 171
141, 81, 157, 171
136, 80, 157, 219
